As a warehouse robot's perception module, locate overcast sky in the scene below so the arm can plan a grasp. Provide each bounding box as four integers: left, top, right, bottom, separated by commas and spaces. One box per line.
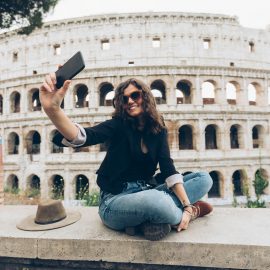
45, 0, 270, 29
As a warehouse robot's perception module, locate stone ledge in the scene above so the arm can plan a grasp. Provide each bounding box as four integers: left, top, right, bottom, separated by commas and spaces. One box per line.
0, 206, 270, 270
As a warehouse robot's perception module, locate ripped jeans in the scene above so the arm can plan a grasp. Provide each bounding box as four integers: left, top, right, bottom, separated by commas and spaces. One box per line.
98, 172, 213, 230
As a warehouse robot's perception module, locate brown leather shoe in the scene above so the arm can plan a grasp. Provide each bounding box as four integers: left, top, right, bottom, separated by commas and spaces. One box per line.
191, 201, 213, 220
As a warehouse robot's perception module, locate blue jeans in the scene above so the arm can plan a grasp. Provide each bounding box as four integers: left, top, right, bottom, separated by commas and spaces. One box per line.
98, 172, 213, 230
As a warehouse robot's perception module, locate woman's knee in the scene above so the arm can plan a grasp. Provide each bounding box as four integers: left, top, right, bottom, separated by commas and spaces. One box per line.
197, 171, 213, 191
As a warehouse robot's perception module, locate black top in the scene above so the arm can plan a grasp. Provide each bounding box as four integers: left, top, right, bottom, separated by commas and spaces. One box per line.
53, 117, 179, 194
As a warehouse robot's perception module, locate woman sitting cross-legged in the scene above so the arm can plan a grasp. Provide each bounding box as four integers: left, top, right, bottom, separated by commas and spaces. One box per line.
40, 76, 213, 241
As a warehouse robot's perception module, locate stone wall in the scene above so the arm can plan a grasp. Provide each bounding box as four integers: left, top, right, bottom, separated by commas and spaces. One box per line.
1, 12, 270, 204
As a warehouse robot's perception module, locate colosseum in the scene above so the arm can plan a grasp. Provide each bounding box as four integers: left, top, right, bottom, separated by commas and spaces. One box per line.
1, 12, 270, 205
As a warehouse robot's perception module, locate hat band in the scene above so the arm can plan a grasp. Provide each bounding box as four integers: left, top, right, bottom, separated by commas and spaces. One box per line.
34, 214, 67, 225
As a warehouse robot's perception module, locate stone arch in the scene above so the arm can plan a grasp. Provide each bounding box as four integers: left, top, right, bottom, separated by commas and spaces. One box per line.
99, 82, 114, 106
248, 82, 262, 106
25, 130, 41, 154
49, 174, 64, 199
178, 125, 194, 150
0, 94, 3, 113
176, 80, 192, 104
232, 169, 247, 196
230, 124, 244, 149
226, 81, 240, 105
208, 171, 222, 198
205, 124, 219, 149
74, 84, 89, 108
50, 130, 63, 153
26, 174, 41, 190
7, 132, 19, 154
6, 174, 19, 190
104, 90, 115, 106
75, 174, 89, 199
252, 125, 264, 149
202, 80, 216, 104
150, 79, 166, 104
28, 88, 41, 111
10, 91, 21, 113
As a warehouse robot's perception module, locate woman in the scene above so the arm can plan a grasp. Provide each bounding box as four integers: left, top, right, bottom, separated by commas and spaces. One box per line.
40, 75, 213, 241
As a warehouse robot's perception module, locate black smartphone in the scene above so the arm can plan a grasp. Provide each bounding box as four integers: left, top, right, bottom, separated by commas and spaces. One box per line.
55, 51, 85, 89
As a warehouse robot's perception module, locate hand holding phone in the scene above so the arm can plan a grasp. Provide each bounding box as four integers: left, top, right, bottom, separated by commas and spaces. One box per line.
55, 51, 85, 89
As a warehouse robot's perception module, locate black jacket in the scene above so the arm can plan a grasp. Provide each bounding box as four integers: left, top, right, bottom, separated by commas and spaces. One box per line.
53, 117, 178, 194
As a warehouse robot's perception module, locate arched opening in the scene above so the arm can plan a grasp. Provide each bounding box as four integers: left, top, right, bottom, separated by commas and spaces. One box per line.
26, 131, 41, 154
6, 174, 19, 192
205, 125, 218, 149
104, 90, 114, 106
99, 82, 114, 106
176, 80, 192, 104
232, 170, 246, 196
50, 130, 64, 153
150, 80, 166, 104
178, 125, 194, 150
74, 84, 89, 108
10, 91, 21, 113
202, 81, 215, 104
26, 174, 41, 197
175, 89, 184, 104
208, 171, 221, 198
230, 124, 243, 149
29, 88, 41, 111
50, 175, 64, 199
248, 83, 258, 105
226, 82, 237, 105
75, 174, 89, 200
8, 132, 19, 154
252, 125, 264, 148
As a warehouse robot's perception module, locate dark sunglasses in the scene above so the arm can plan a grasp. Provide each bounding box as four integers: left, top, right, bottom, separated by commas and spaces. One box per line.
123, 91, 142, 104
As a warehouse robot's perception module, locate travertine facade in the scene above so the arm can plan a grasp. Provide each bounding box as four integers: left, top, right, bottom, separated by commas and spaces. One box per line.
1, 12, 270, 205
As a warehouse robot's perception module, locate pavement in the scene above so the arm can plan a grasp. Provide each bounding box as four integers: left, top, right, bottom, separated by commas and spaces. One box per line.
0, 205, 270, 269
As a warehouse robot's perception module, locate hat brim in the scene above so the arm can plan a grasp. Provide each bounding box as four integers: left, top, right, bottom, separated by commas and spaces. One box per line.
16, 210, 81, 231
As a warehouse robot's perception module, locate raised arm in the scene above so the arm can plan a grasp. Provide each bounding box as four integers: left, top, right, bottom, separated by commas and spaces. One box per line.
39, 72, 78, 141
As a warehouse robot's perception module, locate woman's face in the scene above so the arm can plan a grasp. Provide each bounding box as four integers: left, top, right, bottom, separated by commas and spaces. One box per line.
123, 84, 144, 118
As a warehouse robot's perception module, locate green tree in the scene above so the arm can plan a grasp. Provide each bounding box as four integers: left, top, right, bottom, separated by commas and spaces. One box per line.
0, 0, 59, 35
253, 169, 268, 200
246, 170, 268, 208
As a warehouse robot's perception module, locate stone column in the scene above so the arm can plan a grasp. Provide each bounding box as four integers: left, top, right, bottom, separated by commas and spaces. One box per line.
196, 119, 205, 151
166, 75, 176, 106
215, 76, 227, 105
21, 85, 28, 113
257, 78, 269, 107
223, 168, 233, 202
89, 78, 99, 110
194, 74, 203, 106
3, 88, 10, 115
238, 77, 249, 106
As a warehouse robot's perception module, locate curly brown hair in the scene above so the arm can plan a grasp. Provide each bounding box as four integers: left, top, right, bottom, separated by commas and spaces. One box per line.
112, 78, 165, 134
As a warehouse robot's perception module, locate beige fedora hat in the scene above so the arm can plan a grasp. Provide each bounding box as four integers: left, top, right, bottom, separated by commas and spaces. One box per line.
17, 199, 81, 231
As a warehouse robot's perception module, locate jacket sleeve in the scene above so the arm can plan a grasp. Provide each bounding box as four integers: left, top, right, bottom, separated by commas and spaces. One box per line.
157, 129, 183, 187
52, 118, 121, 148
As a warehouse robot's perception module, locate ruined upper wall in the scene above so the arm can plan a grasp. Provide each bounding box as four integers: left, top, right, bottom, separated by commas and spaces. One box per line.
0, 12, 270, 81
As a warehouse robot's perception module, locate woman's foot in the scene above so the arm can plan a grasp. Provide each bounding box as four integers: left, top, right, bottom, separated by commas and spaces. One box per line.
191, 201, 213, 220
125, 223, 171, 241
141, 223, 171, 241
